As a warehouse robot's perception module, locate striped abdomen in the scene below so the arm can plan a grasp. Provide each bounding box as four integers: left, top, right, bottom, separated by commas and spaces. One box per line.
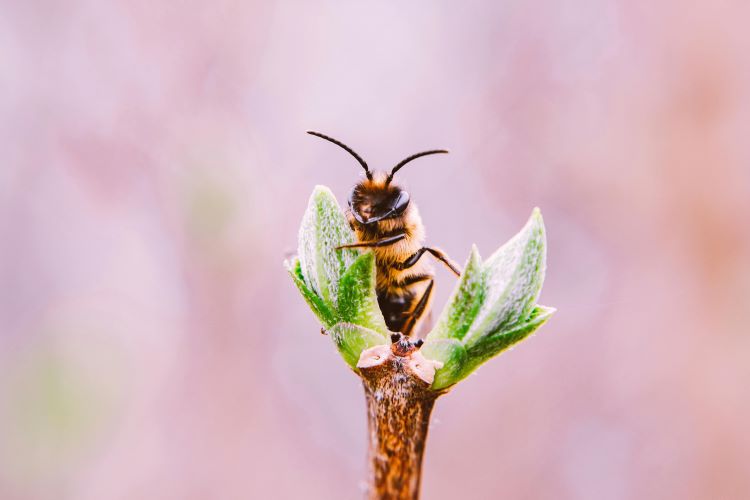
349, 204, 434, 336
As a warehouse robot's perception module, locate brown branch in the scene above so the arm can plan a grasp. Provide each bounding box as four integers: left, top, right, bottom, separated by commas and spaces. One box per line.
357, 336, 445, 500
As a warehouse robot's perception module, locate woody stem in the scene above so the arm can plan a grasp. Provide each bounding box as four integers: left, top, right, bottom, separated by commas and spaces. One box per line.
359, 352, 440, 500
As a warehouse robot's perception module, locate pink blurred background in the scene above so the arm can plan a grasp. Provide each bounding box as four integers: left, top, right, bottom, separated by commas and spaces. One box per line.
2, 1, 749, 499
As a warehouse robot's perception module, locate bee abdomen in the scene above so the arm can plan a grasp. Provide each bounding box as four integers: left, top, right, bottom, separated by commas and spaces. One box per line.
377, 290, 416, 334
376, 272, 433, 334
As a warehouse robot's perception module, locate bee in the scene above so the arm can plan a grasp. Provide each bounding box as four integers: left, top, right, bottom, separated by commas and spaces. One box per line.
307, 131, 461, 337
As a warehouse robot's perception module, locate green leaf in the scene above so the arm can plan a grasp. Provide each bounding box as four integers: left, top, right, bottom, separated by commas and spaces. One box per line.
289, 186, 388, 367
297, 186, 359, 306
428, 245, 485, 342
285, 257, 337, 328
329, 323, 388, 369
420, 338, 468, 390
337, 252, 388, 332
461, 305, 555, 378
422, 208, 552, 389
462, 208, 546, 348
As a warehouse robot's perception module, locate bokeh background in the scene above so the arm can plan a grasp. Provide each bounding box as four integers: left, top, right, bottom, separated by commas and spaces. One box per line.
2, 1, 750, 499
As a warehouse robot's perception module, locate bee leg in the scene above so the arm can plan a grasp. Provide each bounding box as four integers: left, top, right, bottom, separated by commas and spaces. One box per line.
397, 274, 432, 287
401, 279, 434, 337
336, 232, 406, 249
396, 247, 462, 277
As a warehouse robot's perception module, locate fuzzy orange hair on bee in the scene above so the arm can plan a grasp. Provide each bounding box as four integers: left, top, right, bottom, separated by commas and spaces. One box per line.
307, 130, 461, 337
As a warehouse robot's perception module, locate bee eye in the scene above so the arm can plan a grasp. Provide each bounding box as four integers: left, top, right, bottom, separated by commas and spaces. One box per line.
393, 190, 410, 213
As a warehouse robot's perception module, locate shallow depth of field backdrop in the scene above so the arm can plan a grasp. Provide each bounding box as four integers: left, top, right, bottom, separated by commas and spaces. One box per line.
2, 2, 750, 499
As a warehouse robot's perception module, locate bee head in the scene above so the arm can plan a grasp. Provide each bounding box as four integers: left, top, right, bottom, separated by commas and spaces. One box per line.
348, 176, 411, 225
306, 131, 448, 225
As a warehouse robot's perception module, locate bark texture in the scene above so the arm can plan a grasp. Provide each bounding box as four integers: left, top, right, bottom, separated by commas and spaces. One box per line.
358, 340, 442, 500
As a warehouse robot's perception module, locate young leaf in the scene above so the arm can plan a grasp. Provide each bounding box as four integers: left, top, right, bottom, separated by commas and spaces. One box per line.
428, 245, 485, 342
329, 323, 388, 369
297, 186, 359, 306
337, 252, 388, 332
420, 338, 468, 391
462, 305, 555, 378
286, 257, 337, 328
462, 208, 546, 348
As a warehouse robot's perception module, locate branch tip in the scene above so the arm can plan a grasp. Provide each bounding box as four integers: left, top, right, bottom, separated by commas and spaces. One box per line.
390, 334, 424, 357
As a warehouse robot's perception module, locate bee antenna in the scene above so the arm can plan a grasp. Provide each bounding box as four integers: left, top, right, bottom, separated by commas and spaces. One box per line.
306, 131, 372, 180
387, 149, 449, 185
